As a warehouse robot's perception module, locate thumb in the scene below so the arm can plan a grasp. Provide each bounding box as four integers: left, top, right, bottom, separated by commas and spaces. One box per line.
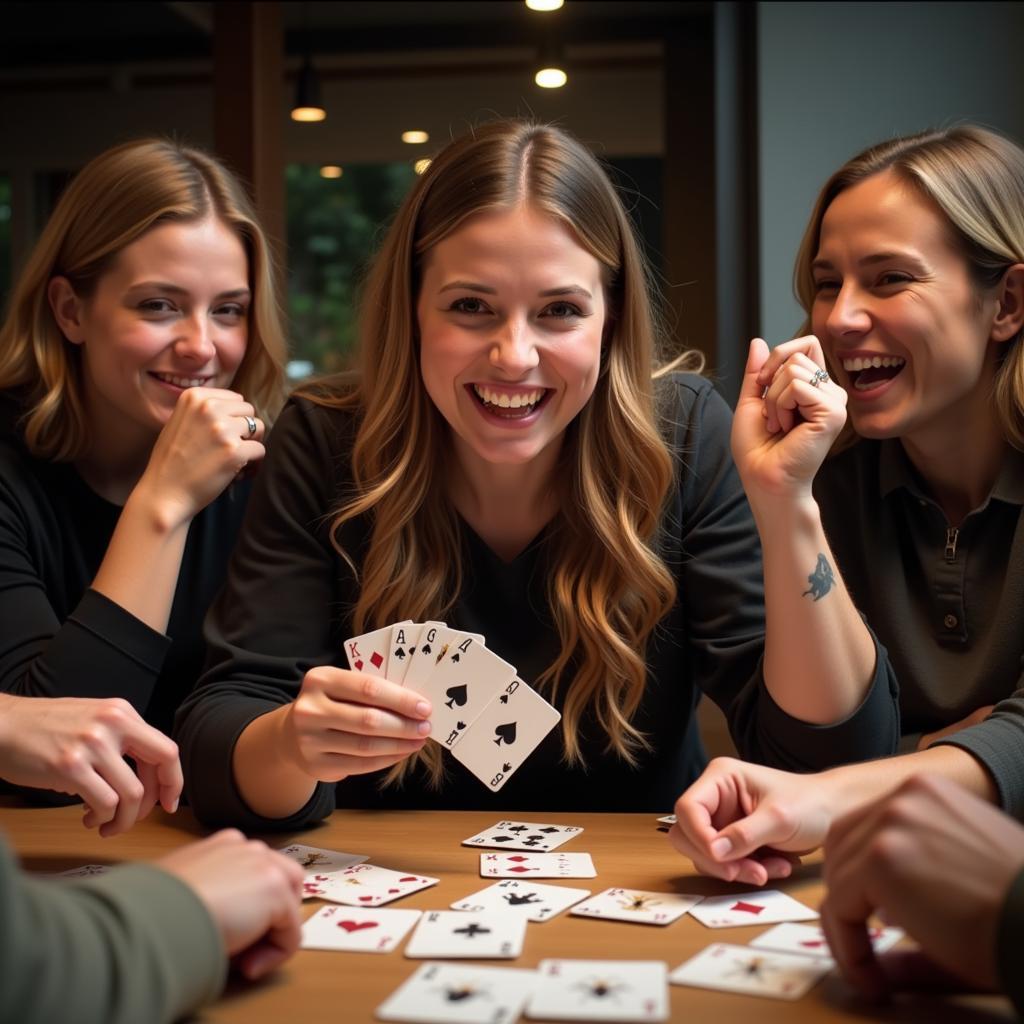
711, 802, 796, 861
740, 337, 771, 401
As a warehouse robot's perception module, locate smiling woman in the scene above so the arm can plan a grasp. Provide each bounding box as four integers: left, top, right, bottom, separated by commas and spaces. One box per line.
0, 140, 287, 806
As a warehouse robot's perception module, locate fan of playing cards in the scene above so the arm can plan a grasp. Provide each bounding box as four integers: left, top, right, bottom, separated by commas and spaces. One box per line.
345, 621, 561, 792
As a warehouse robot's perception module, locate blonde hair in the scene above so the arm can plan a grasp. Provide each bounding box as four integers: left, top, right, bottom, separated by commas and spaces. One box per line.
793, 124, 1024, 450
300, 120, 701, 785
0, 138, 287, 460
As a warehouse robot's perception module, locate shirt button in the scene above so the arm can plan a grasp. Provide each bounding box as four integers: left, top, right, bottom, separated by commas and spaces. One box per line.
944, 614, 959, 629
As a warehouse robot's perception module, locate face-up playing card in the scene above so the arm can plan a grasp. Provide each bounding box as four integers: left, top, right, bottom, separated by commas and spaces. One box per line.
377, 963, 538, 1024
386, 620, 415, 681
300, 904, 421, 953
668, 943, 830, 1000
309, 863, 439, 907
687, 890, 819, 928
57, 864, 111, 878
569, 887, 702, 926
480, 852, 596, 878
404, 910, 527, 959
278, 842, 369, 889
750, 921, 905, 962
416, 629, 516, 747
451, 879, 591, 922
401, 622, 451, 693
462, 821, 583, 852
452, 677, 561, 789
526, 959, 669, 1022
344, 624, 394, 678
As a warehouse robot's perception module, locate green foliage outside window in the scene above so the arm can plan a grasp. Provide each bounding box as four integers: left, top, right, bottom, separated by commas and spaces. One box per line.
286, 162, 417, 376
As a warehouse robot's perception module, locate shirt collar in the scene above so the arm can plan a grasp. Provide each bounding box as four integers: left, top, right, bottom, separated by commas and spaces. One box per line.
878, 438, 1024, 507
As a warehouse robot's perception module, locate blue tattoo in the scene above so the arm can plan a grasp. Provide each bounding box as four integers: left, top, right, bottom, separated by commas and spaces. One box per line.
802, 553, 835, 601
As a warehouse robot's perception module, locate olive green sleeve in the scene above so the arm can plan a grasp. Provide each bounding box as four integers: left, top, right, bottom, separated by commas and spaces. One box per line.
0, 840, 227, 1024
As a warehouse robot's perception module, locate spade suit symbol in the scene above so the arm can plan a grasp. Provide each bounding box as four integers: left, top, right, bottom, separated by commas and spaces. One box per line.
499, 695, 509, 704
502, 762, 512, 772
445, 684, 468, 709
450, 652, 461, 663
493, 722, 517, 746
393, 647, 406, 661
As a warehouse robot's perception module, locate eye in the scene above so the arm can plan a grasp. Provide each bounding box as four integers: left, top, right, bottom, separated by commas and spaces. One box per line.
139, 298, 177, 315
214, 303, 247, 322
877, 271, 913, 287
448, 297, 491, 316
812, 278, 839, 295
541, 301, 585, 319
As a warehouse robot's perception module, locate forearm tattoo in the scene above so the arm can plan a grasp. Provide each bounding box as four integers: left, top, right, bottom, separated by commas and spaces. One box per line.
801, 553, 835, 601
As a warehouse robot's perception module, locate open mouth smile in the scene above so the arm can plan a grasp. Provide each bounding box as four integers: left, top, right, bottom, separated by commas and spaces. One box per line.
469, 383, 552, 419
149, 372, 214, 389
841, 355, 906, 392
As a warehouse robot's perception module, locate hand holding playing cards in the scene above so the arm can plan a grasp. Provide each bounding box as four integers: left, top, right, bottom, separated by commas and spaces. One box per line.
0, 693, 182, 836
821, 773, 1024, 999
158, 829, 304, 981
669, 757, 830, 885
281, 666, 432, 782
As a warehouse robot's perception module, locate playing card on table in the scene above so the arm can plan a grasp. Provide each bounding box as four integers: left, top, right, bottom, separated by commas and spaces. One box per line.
344, 624, 394, 678
569, 887, 702, 926
404, 910, 527, 959
526, 959, 669, 1022
56, 864, 111, 878
278, 843, 369, 892
452, 879, 591, 922
669, 943, 830, 1000
480, 852, 596, 878
416, 629, 516, 748
656, 814, 676, 825
311, 863, 438, 907
300, 904, 421, 953
376, 962, 538, 1024
688, 889, 818, 928
452, 677, 560, 789
462, 820, 583, 852
750, 921, 904, 962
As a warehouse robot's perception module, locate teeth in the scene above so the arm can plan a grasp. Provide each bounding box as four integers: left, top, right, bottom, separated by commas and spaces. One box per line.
473, 385, 545, 409
155, 373, 207, 388
841, 356, 905, 372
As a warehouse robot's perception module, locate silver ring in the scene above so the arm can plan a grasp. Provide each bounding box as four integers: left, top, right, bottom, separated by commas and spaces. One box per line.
809, 368, 830, 388
244, 415, 257, 437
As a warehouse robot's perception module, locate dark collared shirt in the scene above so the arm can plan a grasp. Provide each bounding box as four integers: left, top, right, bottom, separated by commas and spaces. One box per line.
816, 439, 1024, 817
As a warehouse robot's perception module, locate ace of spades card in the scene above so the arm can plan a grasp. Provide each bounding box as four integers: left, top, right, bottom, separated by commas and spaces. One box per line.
452, 678, 561, 791
415, 628, 516, 747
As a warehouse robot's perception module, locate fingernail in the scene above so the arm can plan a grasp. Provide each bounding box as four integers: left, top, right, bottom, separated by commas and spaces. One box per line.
415, 701, 431, 717
171, 799, 179, 814
710, 837, 733, 859
417, 719, 432, 736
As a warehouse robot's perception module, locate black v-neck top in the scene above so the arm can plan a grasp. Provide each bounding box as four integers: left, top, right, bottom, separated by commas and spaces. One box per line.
175, 374, 899, 828
0, 392, 251, 739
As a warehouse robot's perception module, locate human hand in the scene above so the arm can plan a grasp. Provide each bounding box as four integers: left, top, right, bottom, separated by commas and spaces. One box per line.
281, 666, 432, 783
821, 773, 1024, 999
135, 387, 265, 528
731, 336, 847, 504
157, 829, 304, 981
0, 694, 182, 836
668, 756, 833, 885
918, 705, 996, 751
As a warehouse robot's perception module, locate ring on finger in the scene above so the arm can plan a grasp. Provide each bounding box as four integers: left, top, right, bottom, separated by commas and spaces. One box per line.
243, 415, 257, 437
809, 368, 830, 388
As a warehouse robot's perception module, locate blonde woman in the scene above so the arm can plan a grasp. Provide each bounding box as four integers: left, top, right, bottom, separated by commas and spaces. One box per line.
0, 139, 286, 818
671, 126, 1024, 888
176, 120, 896, 829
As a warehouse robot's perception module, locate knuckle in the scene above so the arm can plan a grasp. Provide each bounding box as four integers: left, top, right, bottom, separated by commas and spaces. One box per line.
360, 676, 381, 703
361, 706, 382, 733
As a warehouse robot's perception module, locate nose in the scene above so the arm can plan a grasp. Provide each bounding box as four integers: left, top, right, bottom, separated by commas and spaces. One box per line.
824, 282, 872, 339
173, 314, 217, 365
489, 317, 539, 376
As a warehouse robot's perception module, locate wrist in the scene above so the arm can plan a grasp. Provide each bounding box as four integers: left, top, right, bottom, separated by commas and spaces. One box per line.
749, 493, 822, 534
124, 479, 193, 535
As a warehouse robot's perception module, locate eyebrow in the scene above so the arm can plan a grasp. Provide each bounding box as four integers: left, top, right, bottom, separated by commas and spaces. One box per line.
125, 281, 251, 299
811, 252, 927, 273
438, 280, 593, 299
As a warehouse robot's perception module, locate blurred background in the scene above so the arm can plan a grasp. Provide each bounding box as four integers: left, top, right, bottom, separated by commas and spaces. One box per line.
3, 0, 1023, 754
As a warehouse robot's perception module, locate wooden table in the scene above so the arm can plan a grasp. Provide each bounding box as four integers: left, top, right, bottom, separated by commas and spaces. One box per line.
1, 803, 1013, 1023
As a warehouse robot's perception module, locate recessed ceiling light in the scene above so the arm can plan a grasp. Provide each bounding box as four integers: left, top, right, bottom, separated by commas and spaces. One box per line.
402, 130, 430, 144
534, 67, 568, 88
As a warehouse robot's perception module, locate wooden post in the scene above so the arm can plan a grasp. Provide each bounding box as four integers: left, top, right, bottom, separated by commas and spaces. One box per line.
213, 2, 285, 283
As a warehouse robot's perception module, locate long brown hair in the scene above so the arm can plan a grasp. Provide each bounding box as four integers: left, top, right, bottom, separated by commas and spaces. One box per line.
793, 124, 1024, 451
302, 120, 701, 784
0, 138, 287, 459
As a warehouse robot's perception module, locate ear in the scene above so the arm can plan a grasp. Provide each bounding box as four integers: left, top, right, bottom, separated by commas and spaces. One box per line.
47, 277, 87, 345
990, 264, 1024, 343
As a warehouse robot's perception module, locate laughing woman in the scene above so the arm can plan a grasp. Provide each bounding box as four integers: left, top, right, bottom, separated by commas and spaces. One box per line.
175, 120, 898, 829
0, 140, 286, 804
670, 124, 1024, 886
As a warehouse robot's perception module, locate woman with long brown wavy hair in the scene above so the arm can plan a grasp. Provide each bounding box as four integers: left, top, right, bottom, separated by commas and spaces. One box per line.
0, 138, 286, 824
176, 120, 897, 828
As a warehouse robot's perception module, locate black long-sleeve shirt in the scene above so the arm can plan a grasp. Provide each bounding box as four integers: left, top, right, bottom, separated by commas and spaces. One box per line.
175, 374, 900, 829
